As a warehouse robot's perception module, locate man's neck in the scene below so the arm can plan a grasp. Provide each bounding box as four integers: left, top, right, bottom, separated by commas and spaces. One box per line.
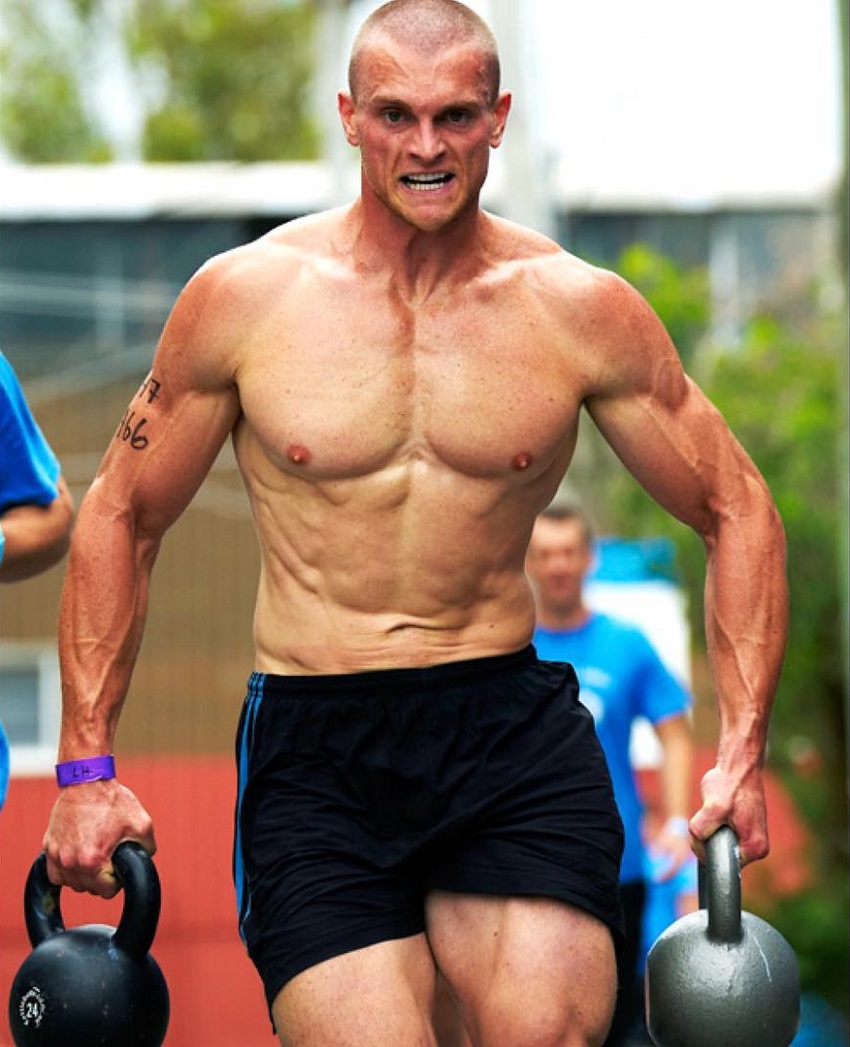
537, 604, 593, 632
346, 197, 489, 297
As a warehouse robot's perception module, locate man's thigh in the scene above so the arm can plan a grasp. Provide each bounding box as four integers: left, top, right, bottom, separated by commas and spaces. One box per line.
427, 891, 617, 1047
271, 933, 439, 1047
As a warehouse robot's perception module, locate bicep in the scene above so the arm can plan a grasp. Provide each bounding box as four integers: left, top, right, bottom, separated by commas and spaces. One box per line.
90, 273, 243, 538
586, 368, 766, 543
96, 370, 239, 539
575, 270, 770, 541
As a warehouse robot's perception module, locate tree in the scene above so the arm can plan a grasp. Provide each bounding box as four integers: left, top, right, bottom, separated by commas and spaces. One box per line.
0, 0, 319, 163
612, 243, 710, 370
0, 2, 113, 162
129, 0, 319, 161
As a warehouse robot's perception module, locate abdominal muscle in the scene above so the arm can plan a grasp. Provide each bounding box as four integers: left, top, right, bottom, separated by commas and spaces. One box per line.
244, 448, 549, 675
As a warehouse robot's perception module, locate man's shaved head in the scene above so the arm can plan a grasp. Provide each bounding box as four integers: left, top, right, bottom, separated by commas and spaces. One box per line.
348, 0, 501, 105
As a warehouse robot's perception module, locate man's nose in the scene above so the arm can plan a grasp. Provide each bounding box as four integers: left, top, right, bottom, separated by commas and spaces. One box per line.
410, 120, 445, 162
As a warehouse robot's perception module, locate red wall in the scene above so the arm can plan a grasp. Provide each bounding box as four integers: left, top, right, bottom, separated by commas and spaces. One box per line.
2, 750, 810, 1046
1, 756, 273, 1046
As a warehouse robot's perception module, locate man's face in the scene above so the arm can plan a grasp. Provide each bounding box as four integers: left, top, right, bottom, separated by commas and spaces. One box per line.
526, 517, 594, 619
339, 37, 510, 233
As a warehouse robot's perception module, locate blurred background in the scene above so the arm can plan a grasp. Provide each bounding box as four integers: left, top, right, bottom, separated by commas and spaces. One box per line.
0, 0, 847, 1043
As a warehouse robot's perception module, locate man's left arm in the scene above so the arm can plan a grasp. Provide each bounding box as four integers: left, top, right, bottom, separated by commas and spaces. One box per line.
583, 270, 788, 866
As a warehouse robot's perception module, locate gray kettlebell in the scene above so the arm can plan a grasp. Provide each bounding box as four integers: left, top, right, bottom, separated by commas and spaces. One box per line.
645, 825, 800, 1047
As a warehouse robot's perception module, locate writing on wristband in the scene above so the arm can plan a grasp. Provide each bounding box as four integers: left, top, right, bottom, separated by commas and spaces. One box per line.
664, 815, 691, 837
56, 755, 116, 788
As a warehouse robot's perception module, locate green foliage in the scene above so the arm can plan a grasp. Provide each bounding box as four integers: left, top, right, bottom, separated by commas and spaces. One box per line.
128, 0, 320, 162
0, 0, 319, 163
613, 244, 710, 368
706, 313, 844, 712
764, 872, 850, 1013
0, 2, 112, 162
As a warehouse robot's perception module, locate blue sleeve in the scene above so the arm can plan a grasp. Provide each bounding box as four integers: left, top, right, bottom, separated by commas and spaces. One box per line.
0, 351, 61, 513
631, 629, 692, 723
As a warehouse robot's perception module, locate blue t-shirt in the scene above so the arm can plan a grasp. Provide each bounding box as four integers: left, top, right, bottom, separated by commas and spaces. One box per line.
534, 613, 691, 883
1, 351, 61, 514
1, 350, 62, 808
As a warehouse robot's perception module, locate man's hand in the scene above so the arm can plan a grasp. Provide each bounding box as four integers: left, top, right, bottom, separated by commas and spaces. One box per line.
647, 817, 694, 883
688, 763, 769, 867
43, 779, 156, 897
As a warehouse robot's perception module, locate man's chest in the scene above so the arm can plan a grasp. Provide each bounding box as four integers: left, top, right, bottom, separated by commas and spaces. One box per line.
237, 297, 584, 481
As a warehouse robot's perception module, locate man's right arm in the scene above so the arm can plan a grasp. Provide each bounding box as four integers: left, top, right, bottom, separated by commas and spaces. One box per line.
43, 259, 243, 895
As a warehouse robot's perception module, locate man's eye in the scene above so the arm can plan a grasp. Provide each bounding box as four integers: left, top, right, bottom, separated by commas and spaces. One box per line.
445, 110, 470, 125
383, 110, 404, 124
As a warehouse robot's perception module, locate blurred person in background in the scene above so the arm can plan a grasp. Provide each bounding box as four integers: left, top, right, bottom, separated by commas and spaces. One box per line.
527, 504, 696, 1046
1, 349, 75, 811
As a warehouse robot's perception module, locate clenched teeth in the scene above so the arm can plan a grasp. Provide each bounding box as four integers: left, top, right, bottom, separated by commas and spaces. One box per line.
401, 173, 454, 190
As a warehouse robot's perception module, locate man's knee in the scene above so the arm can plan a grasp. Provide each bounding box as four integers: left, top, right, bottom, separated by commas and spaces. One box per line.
470, 988, 614, 1047
270, 937, 440, 1047
459, 934, 617, 1047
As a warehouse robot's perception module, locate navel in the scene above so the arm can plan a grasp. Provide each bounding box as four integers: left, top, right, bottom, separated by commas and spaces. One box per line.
286, 443, 312, 466
512, 451, 533, 471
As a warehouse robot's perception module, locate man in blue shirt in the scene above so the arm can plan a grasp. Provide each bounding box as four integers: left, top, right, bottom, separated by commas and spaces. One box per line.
527, 503, 694, 1046
1, 349, 75, 808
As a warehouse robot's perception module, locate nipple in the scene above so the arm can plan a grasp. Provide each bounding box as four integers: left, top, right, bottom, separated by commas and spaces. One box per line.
512, 451, 533, 471
286, 444, 312, 466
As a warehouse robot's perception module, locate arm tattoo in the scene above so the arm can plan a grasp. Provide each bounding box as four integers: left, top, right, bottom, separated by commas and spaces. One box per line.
115, 407, 149, 450
114, 372, 162, 450
139, 374, 162, 404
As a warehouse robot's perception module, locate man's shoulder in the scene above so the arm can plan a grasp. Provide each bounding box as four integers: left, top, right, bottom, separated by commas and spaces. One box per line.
0, 352, 30, 430
260, 207, 348, 252
0, 351, 21, 398
187, 208, 348, 300
485, 214, 624, 296
590, 611, 651, 646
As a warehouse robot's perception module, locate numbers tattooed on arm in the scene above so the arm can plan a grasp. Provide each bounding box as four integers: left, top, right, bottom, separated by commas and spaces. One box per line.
115, 408, 149, 450
114, 373, 164, 450
139, 375, 162, 404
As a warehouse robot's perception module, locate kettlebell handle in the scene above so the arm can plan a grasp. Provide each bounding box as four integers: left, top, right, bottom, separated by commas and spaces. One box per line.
24, 841, 162, 960
699, 825, 743, 943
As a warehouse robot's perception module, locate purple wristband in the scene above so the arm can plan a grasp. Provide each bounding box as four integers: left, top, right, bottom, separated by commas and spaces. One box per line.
55, 755, 116, 787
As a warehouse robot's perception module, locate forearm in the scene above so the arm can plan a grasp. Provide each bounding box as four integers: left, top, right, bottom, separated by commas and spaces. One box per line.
0, 477, 75, 583
703, 493, 788, 768
57, 489, 161, 759
652, 715, 695, 874
693, 489, 788, 861
656, 716, 693, 822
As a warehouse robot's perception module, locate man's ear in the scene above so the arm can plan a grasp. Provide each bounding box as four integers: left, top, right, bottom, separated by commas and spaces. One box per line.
338, 92, 360, 147
490, 91, 512, 148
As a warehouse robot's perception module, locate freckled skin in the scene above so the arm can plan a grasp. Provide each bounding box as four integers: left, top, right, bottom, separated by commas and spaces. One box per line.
44, 8, 787, 1047
48, 2, 784, 884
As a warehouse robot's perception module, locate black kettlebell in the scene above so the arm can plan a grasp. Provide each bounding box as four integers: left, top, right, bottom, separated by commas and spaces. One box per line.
645, 825, 800, 1047
8, 841, 169, 1047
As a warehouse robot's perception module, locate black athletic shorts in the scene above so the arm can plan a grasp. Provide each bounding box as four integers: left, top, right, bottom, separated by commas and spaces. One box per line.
233, 645, 624, 1010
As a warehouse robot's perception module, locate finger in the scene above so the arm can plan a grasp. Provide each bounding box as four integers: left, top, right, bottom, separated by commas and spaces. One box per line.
93, 864, 121, 898
736, 826, 770, 867
44, 853, 65, 888
44, 851, 120, 898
